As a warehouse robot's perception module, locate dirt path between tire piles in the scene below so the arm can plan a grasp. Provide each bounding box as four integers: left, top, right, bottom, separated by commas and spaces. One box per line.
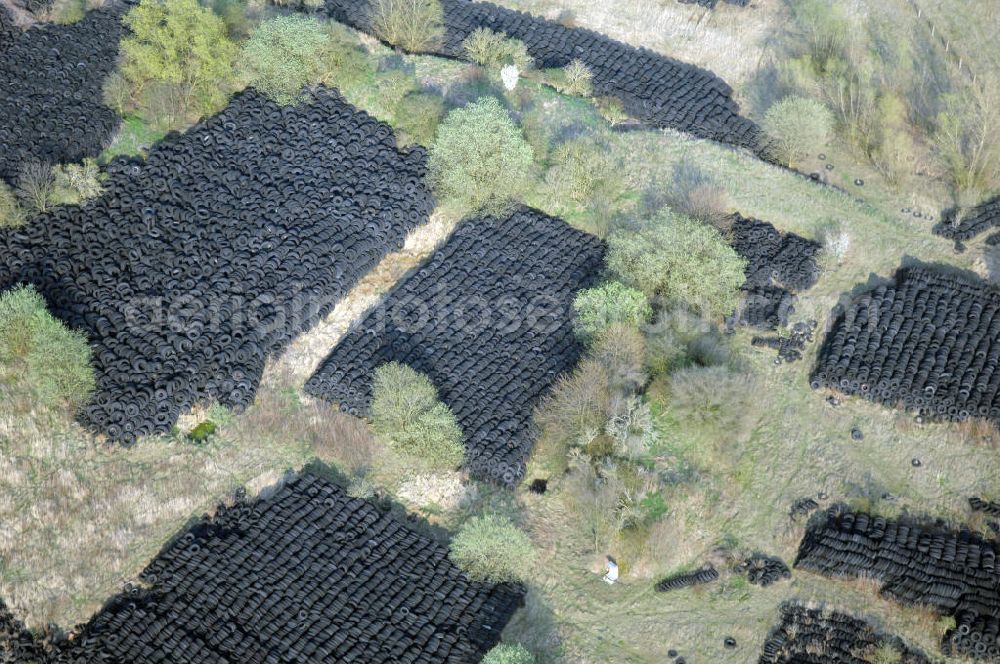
272, 210, 460, 387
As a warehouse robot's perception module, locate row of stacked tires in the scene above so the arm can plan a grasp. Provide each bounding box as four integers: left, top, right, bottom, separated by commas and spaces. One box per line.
319, 0, 771, 156
0, 600, 48, 663
728, 214, 821, 330
933, 196, 1000, 241
0, 86, 434, 442
0, 473, 524, 663
653, 565, 719, 592
796, 506, 1000, 659
306, 208, 605, 486
811, 266, 1000, 424
759, 603, 931, 663
0, 3, 127, 182
944, 612, 1000, 660
970, 497, 1000, 518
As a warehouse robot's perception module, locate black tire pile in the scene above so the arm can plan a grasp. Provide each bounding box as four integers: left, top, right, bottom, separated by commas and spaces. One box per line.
728, 214, 821, 330
933, 196, 1000, 241
0, 86, 433, 442
742, 553, 791, 587
305, 208, 605, 486
811, 266, 1000, 424
12, 0, 55, 15
0, 600, 48, 663
0, 5, 19, 47
0, 4, 126, 183
795, 505, 1000, 659
318, 0, 770, 156
970, 497, 1000, 518
945, 611, 1000, 660
653, 565, 719, 592
759, 602, 931, 664
0, 472, 524, 663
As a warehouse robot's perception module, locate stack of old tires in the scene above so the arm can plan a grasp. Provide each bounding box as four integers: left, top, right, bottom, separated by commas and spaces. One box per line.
759, 602, 931, 663
944, 611, 1000, 660
796, 505, 1000, 658
0, 5, 19, 47
13, 0, 56, 15
811, 266, 1000, 424
320, 0, 771, 157
933, 196, 1000, 241
728, 214, 821, 330
10, 472, 524, 663
306, 208, 605, 486
743, 553, 791, 587
654, 565, 719, 592
0, 600, 48, 663
0, 3, 126, 182
0, 86, 433, 442
970, 497, 1000, 518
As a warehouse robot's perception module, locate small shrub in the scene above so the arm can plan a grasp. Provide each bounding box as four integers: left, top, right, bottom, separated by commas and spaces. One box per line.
644, 308, 732, 376
239, 16, 333, 105
429, 97, 534, 216
482, 643, 535, 664
449, 514, 536, 583
819, 221, 851, 266
605, 396, 658, 459
51, 159, 104, 205
763, 95, 833, 167
370, 362, 465, 470
573, 282, 651, 342
661, 159, 730, 227
121, 0, 239, 117
463, 28, 533, 71
868, 642, 903, 664
102, 71, 133, 116
187, 420, 217, 443
607, 208, 747, 319
591, 324, 646, 395
533, 359, 611, 473
0, 181, 25, 228
544, 136, 623, 210
370, 0, 444, 53
393, 92, 445, 146
0, 286, 95, 409
667, 366, 760, 437
560, 59, 594, 97
16, 160, 55, 213
595, 96, 629, 126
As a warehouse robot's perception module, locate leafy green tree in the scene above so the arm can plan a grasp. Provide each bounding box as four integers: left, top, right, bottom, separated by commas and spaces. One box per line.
449, 514, 536, 583
239, 16, 332, 105
121, 0, 238, 116
482, 643, 536, 664
607, 209, 746, 320
0, 286, 95, 409
371, 362, 465, 470
393, 92, 445, 146
429, 97, 534, 216
763, 95, 833, 167
463, 28, 533, 71
573, 282, 651, 342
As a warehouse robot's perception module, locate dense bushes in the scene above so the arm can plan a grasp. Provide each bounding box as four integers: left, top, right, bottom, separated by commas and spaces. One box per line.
573, 282, 651, 342
50, 159, 103, 206
120, 0, 238, 118
370, 362, 465, 470
763, 95, 833, 167
371, 0, 444, 53
463, 27, 532, 71
450, 514, 536, 584
482, 643, 536, 664
607, 209, 747, 320
0, 286, 94, 409
393, 92, 445, 146
934, 83, 1000, 202
429, 97, 534, 215
239, 16, 334, 105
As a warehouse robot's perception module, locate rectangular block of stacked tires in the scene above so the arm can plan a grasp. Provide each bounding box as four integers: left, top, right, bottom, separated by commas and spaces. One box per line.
1, 472, 524, 663
0, 5, 126, 182
0, 85, 434, 442
812, 266, 1000, 424
319, 0, 771, 157
796, 505, 1000, 660
306, 207, 606, 487
760, 602, 932, 663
